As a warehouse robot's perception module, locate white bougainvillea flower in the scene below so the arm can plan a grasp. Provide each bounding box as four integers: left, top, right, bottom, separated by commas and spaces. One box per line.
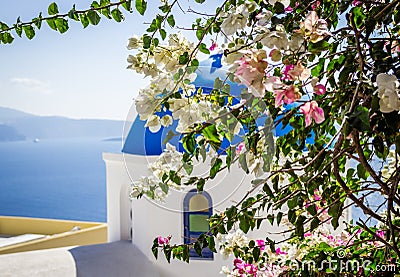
299, 11, 331, 43
135, 88, 161, 120
376, 73, 400, 113
260, 25, 289, 50
145, 114, 161, 133
265, 0, 290, 7
127, 36, 140, 50
256, 11, 273, 26
220, 4, 250, 36
160, 115, 173, 127
269, 49, 282, 62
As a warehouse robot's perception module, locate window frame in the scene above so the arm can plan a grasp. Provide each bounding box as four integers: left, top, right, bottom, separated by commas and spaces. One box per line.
183, 189, 213, 260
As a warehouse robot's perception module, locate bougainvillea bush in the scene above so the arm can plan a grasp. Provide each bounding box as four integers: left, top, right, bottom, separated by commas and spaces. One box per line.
2, 0, 399, 275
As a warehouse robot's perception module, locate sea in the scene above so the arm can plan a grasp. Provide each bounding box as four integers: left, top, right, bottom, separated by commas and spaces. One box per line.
0, 138, 122, 222
0, 138, 381, 225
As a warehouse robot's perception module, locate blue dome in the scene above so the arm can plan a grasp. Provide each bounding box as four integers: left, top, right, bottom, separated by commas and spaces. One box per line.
122, 54, 311, 156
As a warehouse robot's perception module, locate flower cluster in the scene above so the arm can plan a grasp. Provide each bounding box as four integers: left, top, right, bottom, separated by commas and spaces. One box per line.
375, 73, 400, 113
130, 143, 186, 201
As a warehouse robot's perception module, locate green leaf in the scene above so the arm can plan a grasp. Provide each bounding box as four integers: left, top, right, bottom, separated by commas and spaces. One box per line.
32, 14, 43, 29
79, 14, 89, 28
48, 2, 59, 15
14, 23, 22, 37
196, 178, 205, 192
196, 29, 204, 40
122, 0, 133, 12
23, 25, 35, 40
46, 19, 58, 31
276, 212, 283, 225
202, 124, 220, 143
100, 0, 111, 5
55, 18, 69, 34
352, 7, 366, 28
87, 10, 101, 25
210, 158, 222, 179
199, 43, 210, 54
142, 35, 151, 49
357, 163, 369, 180
91, 1, 100, 8
253, 246, 260, 262
195, 0, 205, 3
206, 236, 216, 252
310, 217, 320, 231
0, 22, 9, 31
159, 182, 169, 194
111, 8, 124, 22
151, 238, 158, 259
239, 215, 250, 233
182, 134, 196, 153
167, 15, 175, 27
135, 0, 147, 15
346, 106, 371, 132
239, 153, 249, 174
159, 28, 167, 40
311, 58, 325, 77
68, 7, 79, 21
101, 7, 112, 19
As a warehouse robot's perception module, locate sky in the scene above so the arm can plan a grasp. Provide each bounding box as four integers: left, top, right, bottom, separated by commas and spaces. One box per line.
0, 1, 216, 120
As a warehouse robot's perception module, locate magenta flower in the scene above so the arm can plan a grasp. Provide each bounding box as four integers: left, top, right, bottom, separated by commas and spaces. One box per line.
236, 142, 245, 155
314, 84, 326, 95
256, 239, 265, 251
209, 42, 218, 51
276, 248, 288, 255
282, 64, 295, 80
376, 230, 385, 238
300, 101, 325, 127
311, 1, 320, 10
352, 0, 362, 6
285, 6, 293, 12
157, 236, 170, 245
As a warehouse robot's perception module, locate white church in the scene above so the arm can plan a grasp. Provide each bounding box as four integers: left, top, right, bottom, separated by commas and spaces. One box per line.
0, 55, 350, 276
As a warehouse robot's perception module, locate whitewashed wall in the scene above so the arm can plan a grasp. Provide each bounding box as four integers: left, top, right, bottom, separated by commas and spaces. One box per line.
103, 152, 350, 277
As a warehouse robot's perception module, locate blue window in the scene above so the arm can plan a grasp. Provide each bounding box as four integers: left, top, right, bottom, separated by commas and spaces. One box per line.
183, 189, 213, 259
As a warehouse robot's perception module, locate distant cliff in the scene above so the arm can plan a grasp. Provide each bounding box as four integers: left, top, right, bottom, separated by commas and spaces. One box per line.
0, 107, 124, 140
0, 124, 26, 141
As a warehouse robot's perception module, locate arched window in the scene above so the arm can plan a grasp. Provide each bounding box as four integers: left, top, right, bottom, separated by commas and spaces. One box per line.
183, 189, 213, 259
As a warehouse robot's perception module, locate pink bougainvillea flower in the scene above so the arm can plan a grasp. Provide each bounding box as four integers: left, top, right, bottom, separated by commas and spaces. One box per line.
274, 85, 301, 107
157, 235, 170, 245
304, 232, 312, 237
236, 142, 245, 155
276, 248, 288, 255
311, 1, 320, 10
376, 230, 385, 238
352, 0, 362, 6
209, 42, 218, 51
314, 84, 326, 95
235, 50, 269, 97
300, 101, 325, 127
285, 6, 293, 12
256, 239, 265, 251
282, 64, 294, 80
282, 63, 310, 81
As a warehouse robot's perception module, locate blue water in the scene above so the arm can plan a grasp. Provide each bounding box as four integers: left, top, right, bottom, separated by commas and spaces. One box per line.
0, 139, 122, 222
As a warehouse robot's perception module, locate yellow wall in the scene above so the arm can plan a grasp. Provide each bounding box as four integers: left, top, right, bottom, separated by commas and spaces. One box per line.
0, 216, 107, 254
